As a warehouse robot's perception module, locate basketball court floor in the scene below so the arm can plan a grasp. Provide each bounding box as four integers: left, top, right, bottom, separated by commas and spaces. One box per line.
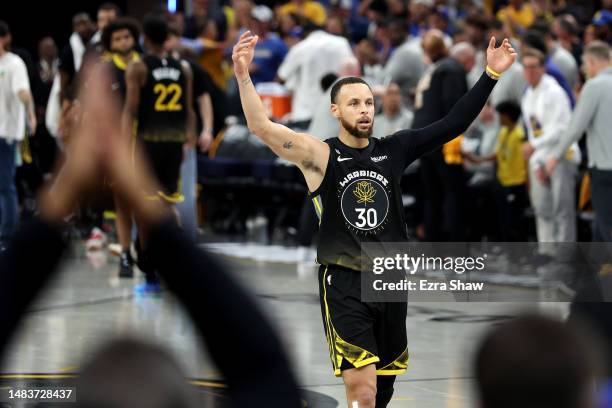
1, 242, 568, 407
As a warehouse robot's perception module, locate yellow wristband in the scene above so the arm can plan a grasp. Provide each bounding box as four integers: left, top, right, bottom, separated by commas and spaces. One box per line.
486, 65, 501, 79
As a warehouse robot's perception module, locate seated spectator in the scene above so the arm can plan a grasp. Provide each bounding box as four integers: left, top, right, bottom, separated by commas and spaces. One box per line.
372, 83, 413, 139
464, 101, 527, 241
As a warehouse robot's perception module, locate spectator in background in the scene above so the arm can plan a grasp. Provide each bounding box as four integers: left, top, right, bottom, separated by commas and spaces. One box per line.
427, 6, 451, 37
372, 82, 413, 139
0, 21, 36, 251
277, 21, 352, 127
250, 5, 288, 85
464, 15, 490, 86
553, 14, 584, 67
380, 20, 424, 107
591, 9, 612, 44
531, 20, 579, 90
307, 72, 340, 142
180, 18, 227, 91
58, 12, 95, 103
460, 102, 500, 240
475, 315, 602, 408
521, 48, 580, 244
522, 30, 575, 106
183, 0, 230, 42
278, 0, 327, 27
325, 15, 346, 37
91, 3, 121, 46
408, 0, 433, 38
465, 101, 527, 242
37, 37, 58, 91
414, 32, 473, 241
486, 30, 525, 107
354, 38, 383, 87
413, 30, 475, 242
547, 41, 612, 242
278, 12, 303, 48
232, 0, 254, 34
496, 0, 535, 37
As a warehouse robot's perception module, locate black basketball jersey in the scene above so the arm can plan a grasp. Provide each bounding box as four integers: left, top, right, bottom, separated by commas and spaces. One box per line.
105, 52, 139, 101
137, 55, 187, 142
311, 137, 409, 272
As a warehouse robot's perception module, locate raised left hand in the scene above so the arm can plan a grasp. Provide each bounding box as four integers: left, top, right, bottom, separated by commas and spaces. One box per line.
486, 37, 517, 74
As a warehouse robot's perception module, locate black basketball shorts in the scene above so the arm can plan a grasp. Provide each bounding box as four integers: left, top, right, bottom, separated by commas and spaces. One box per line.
140, 140, 184, 204
318, 264, 409, 377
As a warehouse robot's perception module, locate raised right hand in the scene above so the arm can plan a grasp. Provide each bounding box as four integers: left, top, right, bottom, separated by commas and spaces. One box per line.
232, 31, 258, 79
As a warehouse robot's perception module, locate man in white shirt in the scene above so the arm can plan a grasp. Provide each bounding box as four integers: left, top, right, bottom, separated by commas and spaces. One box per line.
277, 23, 353, 126
521, 48, 579, 243
0, 22, 36, 250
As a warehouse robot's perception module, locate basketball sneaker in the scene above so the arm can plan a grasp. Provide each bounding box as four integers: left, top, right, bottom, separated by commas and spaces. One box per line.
118, 250, 134, 278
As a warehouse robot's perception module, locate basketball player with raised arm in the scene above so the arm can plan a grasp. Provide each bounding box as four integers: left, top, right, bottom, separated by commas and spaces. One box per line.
233, 31, 516, 407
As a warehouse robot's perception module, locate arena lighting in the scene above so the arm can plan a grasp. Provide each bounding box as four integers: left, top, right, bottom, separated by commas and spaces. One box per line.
168, 0, 177, 13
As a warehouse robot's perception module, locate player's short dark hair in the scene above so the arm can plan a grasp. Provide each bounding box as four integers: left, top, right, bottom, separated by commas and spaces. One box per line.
143, 13, 168, 46
495, 100, 521, 123
475, 315, 600, 408
330, 77, 372, 104
98, 2, 121, 15
101, 18, 140, 52
0, 20, 10, 37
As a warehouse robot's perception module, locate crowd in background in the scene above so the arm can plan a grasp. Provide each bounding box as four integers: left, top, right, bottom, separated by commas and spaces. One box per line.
1, 0, 612, 250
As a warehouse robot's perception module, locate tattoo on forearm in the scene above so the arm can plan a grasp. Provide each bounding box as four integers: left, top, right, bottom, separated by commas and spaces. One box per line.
241, 78, 251, 86
283, 141, 293, 150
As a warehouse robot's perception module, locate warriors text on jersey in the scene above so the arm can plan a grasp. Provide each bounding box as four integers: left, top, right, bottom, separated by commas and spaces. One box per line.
311, 137, 409, 271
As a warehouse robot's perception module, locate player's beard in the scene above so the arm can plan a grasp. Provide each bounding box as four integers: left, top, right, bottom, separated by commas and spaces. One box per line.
340, 116, 373, 139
